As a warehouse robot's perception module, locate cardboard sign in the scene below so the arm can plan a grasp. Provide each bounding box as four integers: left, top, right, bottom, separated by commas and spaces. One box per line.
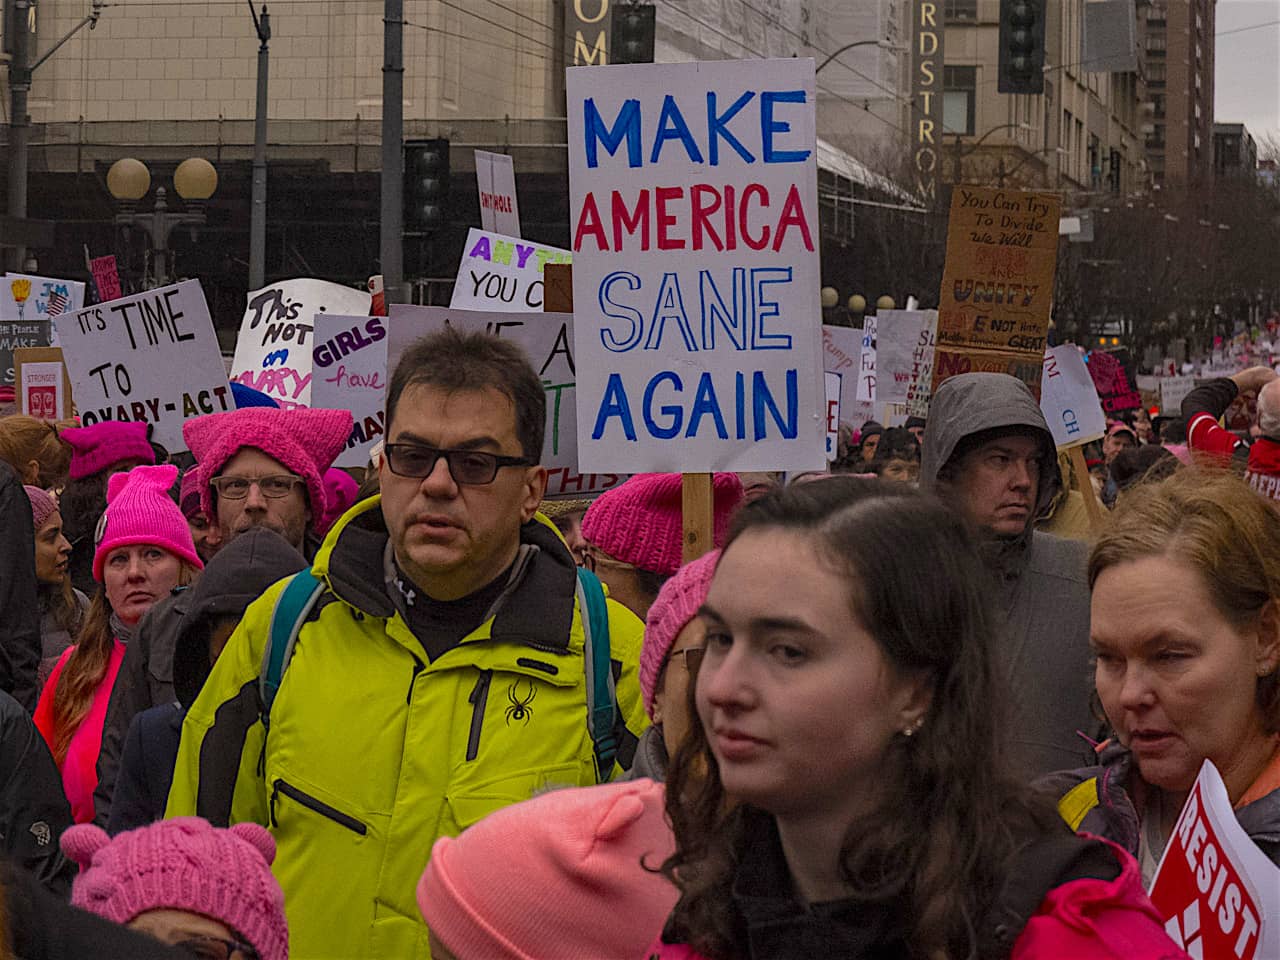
475, 150, 521, 238
1160, 375, 1197, 416
876, 310, 936, 407
309, 314, 389, 468
54, 280, 232, 451
1149, 760, 1279, 959
824, 372, 842, 459
1039, 345, 1106, 449
449, 229, 572, 313
933, 186, 1061, 397
0, 319, 51, 385
13, 348, 72, 420
566, 57, 826, 473
1088, 349, 1142, 413
856, 316, 877, 404
230, 278, 372, 409
90, 256, 123, 303
1, 273, 85, 322
387, 305, 627, 499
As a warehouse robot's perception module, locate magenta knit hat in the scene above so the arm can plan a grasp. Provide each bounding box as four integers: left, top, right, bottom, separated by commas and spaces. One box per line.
316, 467, 360, 535
93, 464, 202, 581
417, 779, 676, 960
183, 407, 354, 521
61, 818, 288, 960
642, 549, 720, 718
61, 421, 155, 480
581, 473, 743, 576
23, 484, 57, 530
178, 469, 204, 519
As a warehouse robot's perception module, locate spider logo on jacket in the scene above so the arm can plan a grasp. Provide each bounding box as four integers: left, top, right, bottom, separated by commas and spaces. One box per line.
505, 680, 536, 725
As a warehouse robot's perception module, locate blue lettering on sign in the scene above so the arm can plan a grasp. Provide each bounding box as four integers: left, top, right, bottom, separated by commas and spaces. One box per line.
707, 91, 756, 165
651, 95, 704, 165
760, 91, 812, 163
584, 98, 642, 169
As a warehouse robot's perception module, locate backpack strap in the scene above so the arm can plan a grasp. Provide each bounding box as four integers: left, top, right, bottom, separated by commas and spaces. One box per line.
260, 568, 326, 729
575, 566, 618, 782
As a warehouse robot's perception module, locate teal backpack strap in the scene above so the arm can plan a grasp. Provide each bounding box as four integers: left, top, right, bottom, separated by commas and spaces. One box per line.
260, 568, 326, 729
575, 567, 618, 781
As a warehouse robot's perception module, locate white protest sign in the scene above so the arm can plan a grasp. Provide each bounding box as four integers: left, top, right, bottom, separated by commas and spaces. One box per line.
449, 229, 572, 312
19, 362, 67, 419
475, 150, 521, 238
1160, 375, 1196, 416
824, 372, 841, 460
856, 315, 877, 403
230, 278, 372, 409
1, 273, 86, 322
1149, 760, 1279, 960
822, 324, 873, 430
567, 57, 826, 473
54, 280, 231, 450
876, 310, 936, 406
387, 305, 627, 499
309, 315, 389, 468
1039, 345, 1107, 449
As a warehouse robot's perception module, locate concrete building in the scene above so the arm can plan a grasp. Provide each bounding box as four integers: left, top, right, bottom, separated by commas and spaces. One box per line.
1141, 0, 1215, 188
1213, 122, 1257, 178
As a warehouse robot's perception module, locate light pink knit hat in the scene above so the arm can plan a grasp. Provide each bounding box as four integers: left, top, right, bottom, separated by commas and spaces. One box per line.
642, 549, 720, 718
23, 484, 57, 530
62, 818, 287, 960
581, 473, 743, 576
61, 421, 155, 480
182, 407, 353, 521
417, 779, 676, 960
92, 464, 202, 581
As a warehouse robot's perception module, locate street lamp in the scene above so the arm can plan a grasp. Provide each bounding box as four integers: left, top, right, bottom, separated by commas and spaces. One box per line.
815, 38, 905, 74
107, 157, 218, 289
951, 122, 1034, 183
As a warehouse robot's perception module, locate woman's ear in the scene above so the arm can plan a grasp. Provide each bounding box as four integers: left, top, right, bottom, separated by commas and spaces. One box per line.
1256, 600, 1280, 678
894, 669, 935, 736
25, 459, 41, 485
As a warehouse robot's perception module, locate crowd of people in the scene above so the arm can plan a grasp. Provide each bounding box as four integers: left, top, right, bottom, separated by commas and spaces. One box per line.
0, 332, 1276, 959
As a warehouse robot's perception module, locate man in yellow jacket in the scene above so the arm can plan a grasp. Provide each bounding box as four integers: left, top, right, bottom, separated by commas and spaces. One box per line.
167, 327, 648, 959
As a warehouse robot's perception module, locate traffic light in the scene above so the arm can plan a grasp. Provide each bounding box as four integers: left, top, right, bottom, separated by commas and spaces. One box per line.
998, 0, 1046, 95
403, 139, 450, 234
611, 4, 655, 65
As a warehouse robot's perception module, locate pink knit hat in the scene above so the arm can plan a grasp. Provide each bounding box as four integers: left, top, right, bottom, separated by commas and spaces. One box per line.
93, 464, 202, 581
178, 469, 204, 519
23, 484, 57, 530
183, 407, 354, 521
417, 779, 676, 960
581, 473, 743, 576
642, 549, 720, 718
61, 818, 288, 960
316, 467, 360, 535
61, 421, 155, 480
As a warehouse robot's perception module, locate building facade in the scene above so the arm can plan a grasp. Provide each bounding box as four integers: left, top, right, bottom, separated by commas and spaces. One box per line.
1141, 0, 1215, 188
1213, 122, 1257, 178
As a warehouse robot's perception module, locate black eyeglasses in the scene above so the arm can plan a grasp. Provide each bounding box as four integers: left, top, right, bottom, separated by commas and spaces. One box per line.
384, 443, 534, 485
176, 934, 259, 960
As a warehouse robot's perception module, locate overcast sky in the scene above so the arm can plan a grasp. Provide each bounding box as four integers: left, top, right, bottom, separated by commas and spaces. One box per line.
1215, 0, 1280, 153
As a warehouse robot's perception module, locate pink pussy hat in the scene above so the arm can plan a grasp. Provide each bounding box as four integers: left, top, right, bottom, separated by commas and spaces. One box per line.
183, 406, 353, 520
417, 778, 676, 960
24, 484, 57, 530
61, 421, 155, 480
93, 464, 202, 581
582, 473, 743, 576
61, 818, 288, 960
642, 549, 720, 718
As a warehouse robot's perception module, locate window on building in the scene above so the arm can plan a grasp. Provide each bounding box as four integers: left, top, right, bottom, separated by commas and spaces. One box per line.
945, 0, 977, 20
943, 66, 976, 135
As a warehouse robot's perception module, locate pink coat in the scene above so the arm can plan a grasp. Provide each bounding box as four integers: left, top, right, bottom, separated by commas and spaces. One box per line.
644, 839, 1189, 960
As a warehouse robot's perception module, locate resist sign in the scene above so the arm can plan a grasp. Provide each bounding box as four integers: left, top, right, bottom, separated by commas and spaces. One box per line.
566, 58, 827, 473
54, 280, 231, 450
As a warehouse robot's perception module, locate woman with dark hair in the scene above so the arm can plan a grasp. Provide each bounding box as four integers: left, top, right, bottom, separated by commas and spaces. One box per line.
866, 426, 920, 484
23, 486, 88, 691
652, 479, 1182, 960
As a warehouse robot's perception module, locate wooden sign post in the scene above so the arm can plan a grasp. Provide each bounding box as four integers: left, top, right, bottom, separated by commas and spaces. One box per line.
1069, 446, 1104, 532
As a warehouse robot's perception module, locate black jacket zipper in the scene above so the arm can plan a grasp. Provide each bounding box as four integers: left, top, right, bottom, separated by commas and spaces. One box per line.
270, 779, 367, 836
466, 670, 493, 762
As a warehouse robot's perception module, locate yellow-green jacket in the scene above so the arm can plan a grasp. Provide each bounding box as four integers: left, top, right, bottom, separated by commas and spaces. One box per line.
166, 497, 648, 959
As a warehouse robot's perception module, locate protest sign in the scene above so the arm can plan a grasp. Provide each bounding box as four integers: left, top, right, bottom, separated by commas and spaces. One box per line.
230, 278, 372, 409
876, 310, 936, 407
856, 316, 877, 404
53, 280, 231, 451
309, 314, 389, 468
1087, 348, 1142, 413
1149, 760, 1279, 959
822, 324, 874, 430
1039, 345, 1106, 450
90, 256, 123, 303
1160, 375, 1196, 416
566, 57, 827, 473
824, 372, 841, 460
475, 150, 521, 237
0, 319, 51, 385
1, 274, 85, 322
387, 304, 627, 499
933, 186, 1061, 397
449, 229, 572, 312
14, 348, 72, 420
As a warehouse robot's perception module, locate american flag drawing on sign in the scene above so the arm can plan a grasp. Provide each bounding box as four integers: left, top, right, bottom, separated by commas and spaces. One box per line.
45, 290, 68, 316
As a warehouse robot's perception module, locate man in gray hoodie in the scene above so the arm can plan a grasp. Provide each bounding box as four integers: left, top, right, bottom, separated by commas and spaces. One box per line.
920, 373, 1094, 777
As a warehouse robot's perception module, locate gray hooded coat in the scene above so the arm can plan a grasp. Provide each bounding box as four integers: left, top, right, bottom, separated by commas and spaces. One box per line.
921, 374, 1095, 777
